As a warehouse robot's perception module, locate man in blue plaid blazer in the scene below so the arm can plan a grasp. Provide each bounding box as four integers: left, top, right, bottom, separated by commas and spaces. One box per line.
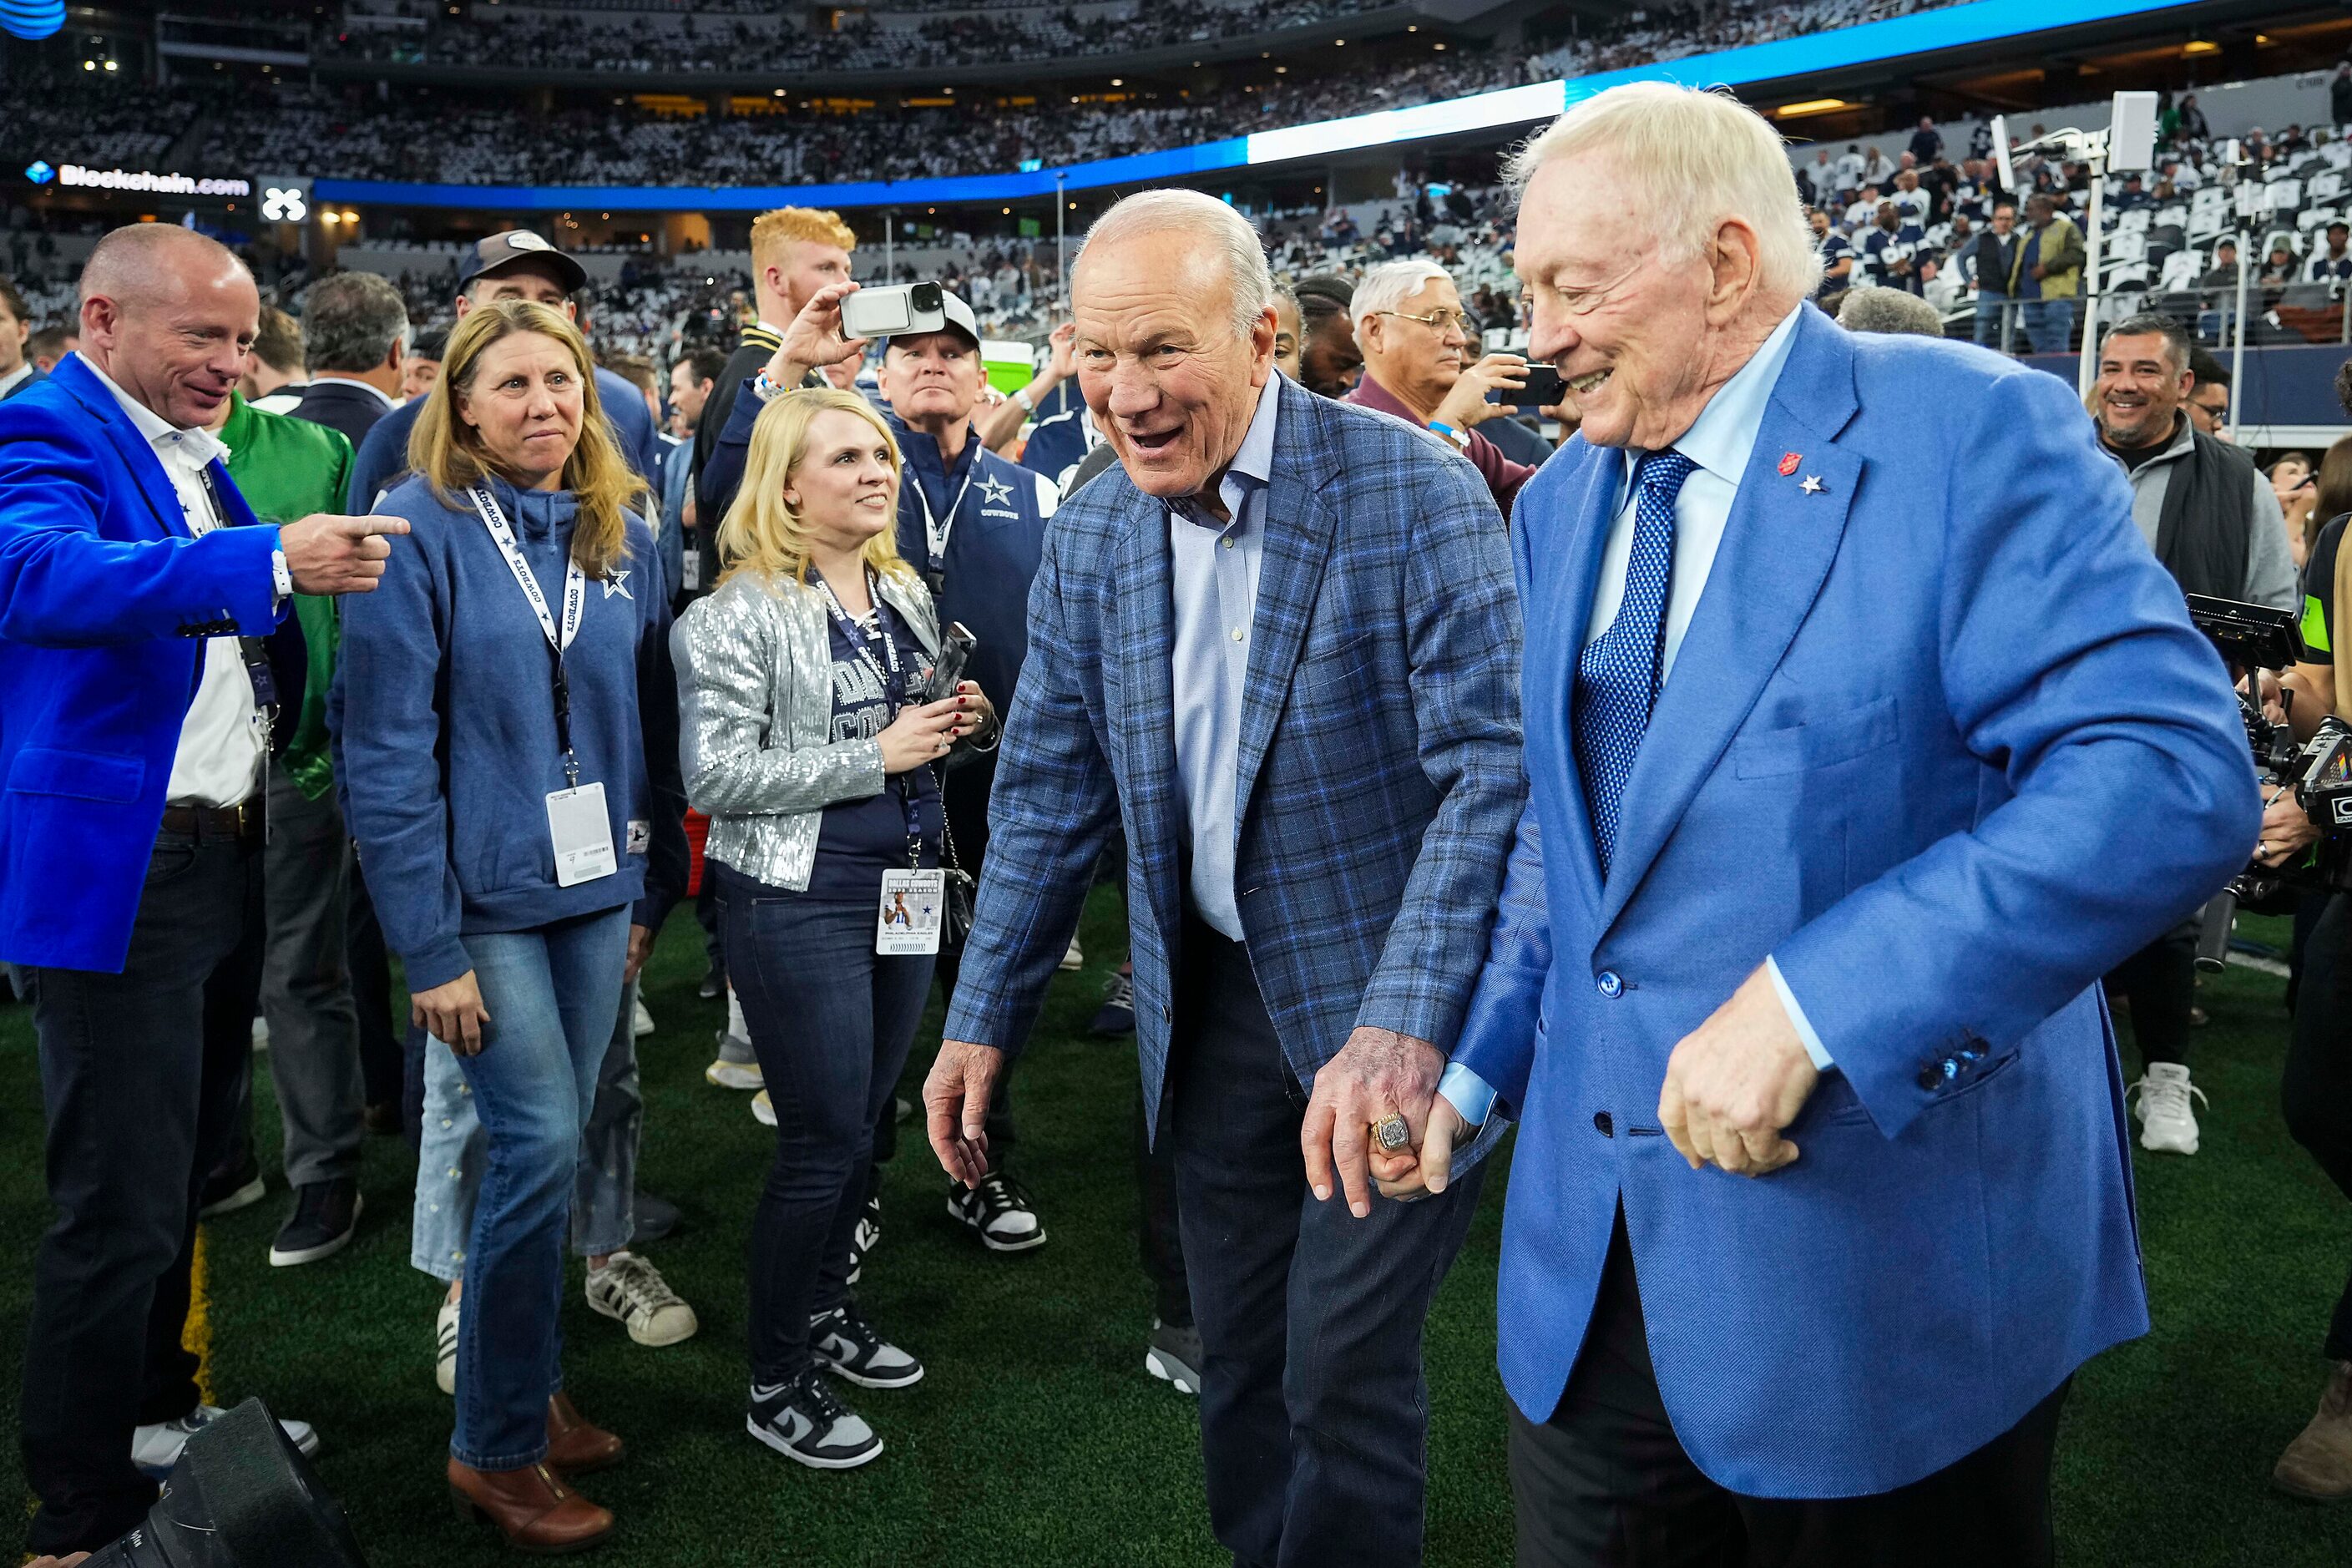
924, 190, 1525, 1567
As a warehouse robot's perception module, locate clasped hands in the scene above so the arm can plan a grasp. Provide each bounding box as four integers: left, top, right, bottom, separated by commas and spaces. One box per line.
1368, 966, 1824, 1199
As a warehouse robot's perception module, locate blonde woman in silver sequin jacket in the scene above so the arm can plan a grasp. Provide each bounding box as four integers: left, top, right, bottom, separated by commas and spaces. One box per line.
670, 386, 990, 1470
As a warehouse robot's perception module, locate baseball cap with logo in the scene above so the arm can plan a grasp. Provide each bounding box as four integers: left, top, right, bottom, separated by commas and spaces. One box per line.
457, 230, 589, 295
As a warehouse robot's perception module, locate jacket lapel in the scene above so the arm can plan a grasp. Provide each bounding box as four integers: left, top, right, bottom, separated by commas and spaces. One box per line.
1104, 482, 1185, 946
1596, 311, 1863, 933
1232, 382, 1338, 823
1535, 447, 1626, 920
53, 357, 185, 540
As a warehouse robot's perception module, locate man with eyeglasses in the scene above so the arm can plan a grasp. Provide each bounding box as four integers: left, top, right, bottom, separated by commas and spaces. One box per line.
1345, 260, 1539, 516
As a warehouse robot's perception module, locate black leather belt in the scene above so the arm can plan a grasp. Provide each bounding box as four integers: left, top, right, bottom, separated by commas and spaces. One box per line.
159, 799, 264, 842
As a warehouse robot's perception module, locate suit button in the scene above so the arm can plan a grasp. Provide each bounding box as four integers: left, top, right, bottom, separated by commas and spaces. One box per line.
1593, 1111, 1614, 1137
1596, 970, 1623, 999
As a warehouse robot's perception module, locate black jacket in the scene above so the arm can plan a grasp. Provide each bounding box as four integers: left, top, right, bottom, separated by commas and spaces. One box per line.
286, 378, 395, 449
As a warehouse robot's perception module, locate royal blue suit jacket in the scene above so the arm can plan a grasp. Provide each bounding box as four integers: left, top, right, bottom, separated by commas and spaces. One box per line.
943, 378, 1525, 1122
1451, 306, 2258, 1496
0, 356, 284, 972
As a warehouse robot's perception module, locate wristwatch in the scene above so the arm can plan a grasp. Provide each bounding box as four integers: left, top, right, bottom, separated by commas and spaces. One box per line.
271, 545, 293, 602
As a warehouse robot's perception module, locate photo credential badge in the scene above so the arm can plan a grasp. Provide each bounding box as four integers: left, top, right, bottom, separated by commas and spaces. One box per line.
547, 782, 617, 887
877, 867, 947, 955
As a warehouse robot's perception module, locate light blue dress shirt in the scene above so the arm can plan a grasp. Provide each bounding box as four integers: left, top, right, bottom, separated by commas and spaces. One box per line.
1439, 307, 1833, 1127
1168, 372, 1282, 941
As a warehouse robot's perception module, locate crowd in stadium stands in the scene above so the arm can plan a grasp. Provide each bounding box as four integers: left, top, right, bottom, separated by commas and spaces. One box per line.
321, 0, 1385, 72
168, 0, 1973, 189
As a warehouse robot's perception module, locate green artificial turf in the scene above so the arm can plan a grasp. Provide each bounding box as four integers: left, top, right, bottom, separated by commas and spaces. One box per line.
4, 896, 2352, 1564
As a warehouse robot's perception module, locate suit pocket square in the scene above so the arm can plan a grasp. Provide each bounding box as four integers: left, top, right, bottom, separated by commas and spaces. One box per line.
1732, 694, 1899, 780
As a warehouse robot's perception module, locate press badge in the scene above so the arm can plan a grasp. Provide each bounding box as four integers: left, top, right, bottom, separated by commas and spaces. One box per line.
876, 868, 947, 955
547, 782, 617, 887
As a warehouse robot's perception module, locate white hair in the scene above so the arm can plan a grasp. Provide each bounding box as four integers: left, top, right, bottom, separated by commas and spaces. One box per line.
1074, 189, 1276, 338
1505, 81, 1823, 305
1351, 259, 1454, 332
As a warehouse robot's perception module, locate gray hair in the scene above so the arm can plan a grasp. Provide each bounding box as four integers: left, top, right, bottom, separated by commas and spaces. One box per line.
1075, 189, 1276, 339
1351, 259, 1454, 332
1505, 81, 1823, 305
1836, 288, 1946, 338
302, 271, 410, 373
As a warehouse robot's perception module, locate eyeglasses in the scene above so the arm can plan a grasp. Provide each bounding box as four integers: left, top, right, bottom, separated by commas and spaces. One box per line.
1378, 307, 1475, 335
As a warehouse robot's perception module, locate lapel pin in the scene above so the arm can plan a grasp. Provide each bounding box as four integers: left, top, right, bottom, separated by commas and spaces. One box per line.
1778, 451, 1802, 476
1800, 474, 1826, 495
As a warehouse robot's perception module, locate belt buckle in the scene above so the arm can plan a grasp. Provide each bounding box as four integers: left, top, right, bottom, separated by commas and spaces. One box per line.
236, 799, 261, 839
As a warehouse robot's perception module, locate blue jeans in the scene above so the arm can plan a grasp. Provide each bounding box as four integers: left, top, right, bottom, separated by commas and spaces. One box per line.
2019, 298, 2075, 355
448, 906, 630, 1471
1972, 292, 2016, 349
719, 864, 933, 1384
412, 978, 641, 1282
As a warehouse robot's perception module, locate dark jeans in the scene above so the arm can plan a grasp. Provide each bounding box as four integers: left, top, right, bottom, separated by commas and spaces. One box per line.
345, 858, 407, 1110
2284, 893, 2352, 1360
722, 864, 933, 1383
2108, 918, 2197, 1069
22, 827, 265, 1555
1138, 1087, 1190, 1326
1510, 1211, 2067, 1568
1168, 918, 1484, 1568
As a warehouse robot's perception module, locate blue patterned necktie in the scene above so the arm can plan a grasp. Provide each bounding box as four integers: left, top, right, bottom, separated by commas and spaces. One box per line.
1575, 449, 1697, 880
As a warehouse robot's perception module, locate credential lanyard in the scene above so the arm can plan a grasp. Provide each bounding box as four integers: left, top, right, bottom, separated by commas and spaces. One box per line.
469, 485, 587, 787
910, 466, 976, 575
816, 570, 926, 867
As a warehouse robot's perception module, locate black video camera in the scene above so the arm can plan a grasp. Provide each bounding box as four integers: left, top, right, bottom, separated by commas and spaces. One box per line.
2186, 594, 2352, 969
83, 1399, 367, 1568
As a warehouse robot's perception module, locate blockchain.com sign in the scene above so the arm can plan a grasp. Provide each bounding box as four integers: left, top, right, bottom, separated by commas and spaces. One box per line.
48, 163, 253, 196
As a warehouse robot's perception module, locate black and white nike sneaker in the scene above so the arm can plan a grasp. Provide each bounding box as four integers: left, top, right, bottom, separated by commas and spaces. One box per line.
847, 1194, 882, 1286
946, 1171, 1047, 1252
746, 1369, 882, 1470
811, 1304, 924, 1389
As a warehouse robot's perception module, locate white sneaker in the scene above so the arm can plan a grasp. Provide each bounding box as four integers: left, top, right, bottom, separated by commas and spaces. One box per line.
633, 997, 655, 1037
752, 1089, 776, 1127
2132, 1063, 2208, 1156
436, 1292, 459, 1395
1060, 936, 1085, 972
250, 1015, 270, 1051
706, 995, 762, 1090
585, 1251, 700, 1347
133, 1404, 316, 1479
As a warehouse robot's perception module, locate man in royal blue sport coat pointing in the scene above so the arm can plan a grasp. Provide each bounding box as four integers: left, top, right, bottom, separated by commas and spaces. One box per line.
1384, 84, 2260, 1563
0, 224, 402, 1556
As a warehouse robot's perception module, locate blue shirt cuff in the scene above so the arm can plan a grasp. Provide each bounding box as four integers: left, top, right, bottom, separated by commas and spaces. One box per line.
1766, 954, 1836, 1070
1437, 1061, 1500, 1127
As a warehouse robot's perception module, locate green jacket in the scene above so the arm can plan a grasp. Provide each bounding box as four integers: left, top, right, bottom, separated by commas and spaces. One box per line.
216, 393, 352, 800
2010, 214, 2086, 301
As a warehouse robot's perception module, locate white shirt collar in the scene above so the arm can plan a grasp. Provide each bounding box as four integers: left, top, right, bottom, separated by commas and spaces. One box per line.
309, 372, 399, 409
0, 363, 30, 398
1623, 306, 1806, 492
74, 351, 225, 468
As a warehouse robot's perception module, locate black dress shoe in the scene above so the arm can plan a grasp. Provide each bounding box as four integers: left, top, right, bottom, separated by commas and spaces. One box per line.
271, 1177, 362, 1267
630, 1190, 681, 1247
698, 964, 726, 1001
198, 1153, 266, 1218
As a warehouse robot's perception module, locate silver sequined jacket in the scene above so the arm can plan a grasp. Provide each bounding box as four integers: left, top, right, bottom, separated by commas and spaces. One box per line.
671, 566, 942, 892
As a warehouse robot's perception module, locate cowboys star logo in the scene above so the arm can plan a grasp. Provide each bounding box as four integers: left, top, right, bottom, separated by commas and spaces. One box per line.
976, 473, 1014, 508
604, 569, 632, 599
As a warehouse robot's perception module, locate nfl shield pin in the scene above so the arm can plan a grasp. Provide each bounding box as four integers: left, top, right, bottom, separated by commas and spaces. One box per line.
1778, 452, 1802, 477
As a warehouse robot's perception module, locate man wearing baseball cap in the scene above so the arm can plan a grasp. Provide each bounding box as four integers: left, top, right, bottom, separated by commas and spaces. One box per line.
345, 230, 660, 513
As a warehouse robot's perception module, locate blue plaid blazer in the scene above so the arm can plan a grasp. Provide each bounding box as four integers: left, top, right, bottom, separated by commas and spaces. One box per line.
943, 377, 1526, 1124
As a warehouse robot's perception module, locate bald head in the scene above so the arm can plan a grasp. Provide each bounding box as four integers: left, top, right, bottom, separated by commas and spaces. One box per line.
78, 223, 259, 428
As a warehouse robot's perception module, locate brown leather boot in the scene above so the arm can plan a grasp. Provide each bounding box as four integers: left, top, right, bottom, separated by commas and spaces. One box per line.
2274, 1363, 2352, 1501
448, 1456, 613, 1554
545, 1392, 625, 1477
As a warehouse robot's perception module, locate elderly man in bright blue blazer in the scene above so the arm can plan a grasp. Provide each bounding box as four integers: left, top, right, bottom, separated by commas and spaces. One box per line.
0, 225, 400, 1556
923, 190, 1525, 1568
1392, 86, 2258, 1564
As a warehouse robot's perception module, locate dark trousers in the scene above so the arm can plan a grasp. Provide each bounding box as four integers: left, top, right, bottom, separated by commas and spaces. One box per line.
22, 827, 265, 1555
344, 858, 407, 1110
2107, 918, 2197, 1069
933, 751, 1017, 1165
2284, 892, 2352, 1359
1510, 1212, 2068, 1568
1138, 1087, 1191, 1326
1168, 918, 1484, 1568
722, 865, 933, 1383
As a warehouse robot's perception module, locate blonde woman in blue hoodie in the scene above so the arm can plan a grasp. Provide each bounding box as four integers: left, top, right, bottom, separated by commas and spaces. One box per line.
334, 300, 684, 1554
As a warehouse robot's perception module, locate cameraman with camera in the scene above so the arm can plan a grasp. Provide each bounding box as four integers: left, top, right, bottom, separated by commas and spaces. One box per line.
2093, 312, 2298, 1156
2255, 500, 2352, 1499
